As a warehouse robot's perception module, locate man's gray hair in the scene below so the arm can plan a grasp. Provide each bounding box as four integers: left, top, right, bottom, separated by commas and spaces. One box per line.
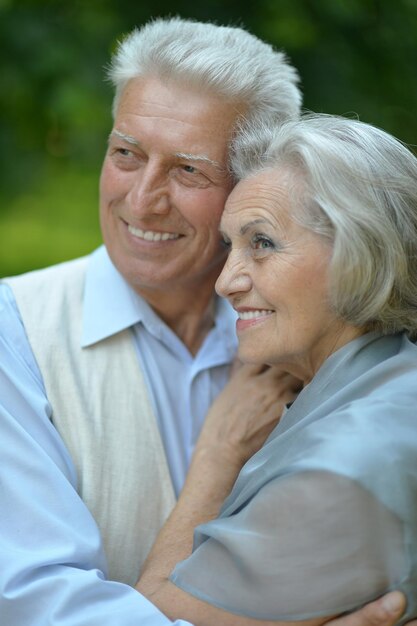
231, 114, 417, 339
108, 17, 301, 134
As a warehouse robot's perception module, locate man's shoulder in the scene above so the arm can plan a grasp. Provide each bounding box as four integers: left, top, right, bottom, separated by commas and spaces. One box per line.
2, 254, 93, 328
3, 254, 91, 288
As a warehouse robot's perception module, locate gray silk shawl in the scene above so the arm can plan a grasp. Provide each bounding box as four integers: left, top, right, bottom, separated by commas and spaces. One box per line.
171, 333, 417, 624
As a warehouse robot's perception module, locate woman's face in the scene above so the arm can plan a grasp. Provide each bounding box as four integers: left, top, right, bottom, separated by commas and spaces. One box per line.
216, 167, 363, 382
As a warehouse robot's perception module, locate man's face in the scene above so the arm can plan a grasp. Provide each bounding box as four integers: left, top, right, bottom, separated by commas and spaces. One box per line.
99, 76, 239, 299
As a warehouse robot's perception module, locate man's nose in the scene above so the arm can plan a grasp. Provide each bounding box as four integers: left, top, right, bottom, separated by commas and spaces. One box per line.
215, 250, 252, 298
128, 164, 170, 216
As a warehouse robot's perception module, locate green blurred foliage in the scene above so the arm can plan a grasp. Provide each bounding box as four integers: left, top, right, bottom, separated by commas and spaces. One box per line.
1, 0, 417, 275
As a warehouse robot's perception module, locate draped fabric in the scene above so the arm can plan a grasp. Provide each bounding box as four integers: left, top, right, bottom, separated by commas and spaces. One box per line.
171, 333, 417, 624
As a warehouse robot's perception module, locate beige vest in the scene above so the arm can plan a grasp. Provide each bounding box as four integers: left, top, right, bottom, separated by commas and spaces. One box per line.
4, 257, 176, 586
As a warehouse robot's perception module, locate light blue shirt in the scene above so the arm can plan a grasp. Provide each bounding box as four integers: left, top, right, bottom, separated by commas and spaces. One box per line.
0, 246, 236, 624
83, 247, 237, 495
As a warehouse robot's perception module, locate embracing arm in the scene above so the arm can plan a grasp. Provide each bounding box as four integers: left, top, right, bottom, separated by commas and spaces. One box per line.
137, 446, 411, 626
137, 454, 324, 626
0, 285, 191, 626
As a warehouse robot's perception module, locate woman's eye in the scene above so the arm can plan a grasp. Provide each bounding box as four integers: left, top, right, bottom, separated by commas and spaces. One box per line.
253, 235, 274, 250
221, 237, 231, 250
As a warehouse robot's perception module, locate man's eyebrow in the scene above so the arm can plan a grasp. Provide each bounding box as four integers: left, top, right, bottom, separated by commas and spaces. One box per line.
109, 132, 227, 175
175, 152, 227, 174
109, 129, 141, 147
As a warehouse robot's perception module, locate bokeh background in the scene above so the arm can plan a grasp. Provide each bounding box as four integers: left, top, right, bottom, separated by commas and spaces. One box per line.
1, 0, 416, 276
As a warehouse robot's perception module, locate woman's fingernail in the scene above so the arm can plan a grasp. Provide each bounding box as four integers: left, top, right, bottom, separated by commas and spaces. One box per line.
381, 592, 406, 616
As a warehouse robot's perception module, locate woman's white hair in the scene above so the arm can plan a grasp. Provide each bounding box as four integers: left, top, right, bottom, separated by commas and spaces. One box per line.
107, 17, 301, 133
231, 114, 417, 339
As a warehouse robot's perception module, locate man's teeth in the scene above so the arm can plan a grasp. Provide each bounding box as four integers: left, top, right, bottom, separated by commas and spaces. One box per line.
238, 310, 273, 320
128, 226, 179, 241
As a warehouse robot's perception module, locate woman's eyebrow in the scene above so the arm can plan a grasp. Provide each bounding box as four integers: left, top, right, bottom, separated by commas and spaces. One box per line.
241, 218, 269, 235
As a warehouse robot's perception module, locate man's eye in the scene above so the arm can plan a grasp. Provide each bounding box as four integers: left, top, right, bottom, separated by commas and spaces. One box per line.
175, 165, 210, 188
182, 164, 197, 174
117, 148, 134, 157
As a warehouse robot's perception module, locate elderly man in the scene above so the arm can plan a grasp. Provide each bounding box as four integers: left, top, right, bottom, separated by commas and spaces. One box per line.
0, 17, 410, 625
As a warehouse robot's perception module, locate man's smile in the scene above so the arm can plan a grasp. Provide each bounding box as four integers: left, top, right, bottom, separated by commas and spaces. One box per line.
127, 225, 181, 241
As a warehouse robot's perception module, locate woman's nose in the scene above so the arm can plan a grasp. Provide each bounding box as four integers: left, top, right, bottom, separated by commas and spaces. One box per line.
215, 250, 252, 298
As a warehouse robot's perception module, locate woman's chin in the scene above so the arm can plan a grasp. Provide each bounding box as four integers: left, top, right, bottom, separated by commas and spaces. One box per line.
237, 347, 267, 365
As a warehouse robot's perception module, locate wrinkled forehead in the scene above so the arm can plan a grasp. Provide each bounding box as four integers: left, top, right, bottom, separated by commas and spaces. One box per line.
221, 167, 294, 229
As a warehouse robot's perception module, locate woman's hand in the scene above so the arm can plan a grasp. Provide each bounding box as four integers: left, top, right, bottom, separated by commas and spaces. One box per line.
195, 362, 302, 471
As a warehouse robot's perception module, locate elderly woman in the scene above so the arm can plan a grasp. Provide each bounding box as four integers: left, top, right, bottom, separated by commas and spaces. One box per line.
137, 114, 417, 626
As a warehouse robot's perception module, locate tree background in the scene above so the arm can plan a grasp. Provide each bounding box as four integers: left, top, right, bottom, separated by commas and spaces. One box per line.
1, 0, 416, 276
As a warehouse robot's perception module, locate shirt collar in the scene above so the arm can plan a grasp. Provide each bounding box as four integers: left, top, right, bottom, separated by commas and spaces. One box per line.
82, 246, 145, 347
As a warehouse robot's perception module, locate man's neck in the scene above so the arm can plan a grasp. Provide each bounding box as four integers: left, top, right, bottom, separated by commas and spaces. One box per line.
136, 281, 218, 357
